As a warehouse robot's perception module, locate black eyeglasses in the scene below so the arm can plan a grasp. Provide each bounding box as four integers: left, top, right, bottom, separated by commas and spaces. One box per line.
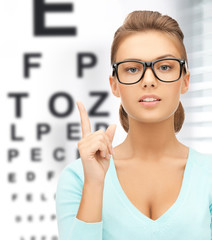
112, 58, 188, 85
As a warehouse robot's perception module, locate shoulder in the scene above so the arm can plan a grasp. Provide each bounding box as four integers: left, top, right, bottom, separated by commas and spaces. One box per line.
63, 157, 84, 177
56, 158, 85, 190
191, 147, 212, 174
190, 148, 212, 206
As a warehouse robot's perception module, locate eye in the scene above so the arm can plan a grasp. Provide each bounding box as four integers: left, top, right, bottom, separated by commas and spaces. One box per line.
126, 67, 138, 73
159, 65, 171, 71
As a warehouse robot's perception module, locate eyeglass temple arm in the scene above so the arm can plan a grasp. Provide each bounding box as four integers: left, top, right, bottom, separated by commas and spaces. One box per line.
112, 64, 116, 76
184, 60, 188, 73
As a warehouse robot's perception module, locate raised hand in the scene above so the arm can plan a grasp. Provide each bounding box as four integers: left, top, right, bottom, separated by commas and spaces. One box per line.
76, 101, 117, 185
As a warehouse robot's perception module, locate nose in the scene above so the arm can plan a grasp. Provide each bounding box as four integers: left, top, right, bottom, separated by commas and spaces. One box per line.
141, 66, 158, 87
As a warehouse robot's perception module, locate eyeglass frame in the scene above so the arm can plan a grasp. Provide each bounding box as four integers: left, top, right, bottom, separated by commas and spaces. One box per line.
112, 58, 188, 85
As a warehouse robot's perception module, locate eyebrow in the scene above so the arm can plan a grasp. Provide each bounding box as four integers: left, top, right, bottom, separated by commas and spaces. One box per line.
122, 54, 177, 61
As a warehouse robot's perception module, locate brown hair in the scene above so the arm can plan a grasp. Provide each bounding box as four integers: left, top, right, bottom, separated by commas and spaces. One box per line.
110, 10, 188, 133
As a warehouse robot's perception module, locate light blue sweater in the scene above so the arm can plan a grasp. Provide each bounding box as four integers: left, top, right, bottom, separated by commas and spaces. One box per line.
56, 147, 212, 240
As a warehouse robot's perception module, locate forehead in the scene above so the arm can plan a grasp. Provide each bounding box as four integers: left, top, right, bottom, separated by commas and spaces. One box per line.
115, 30, 182, 62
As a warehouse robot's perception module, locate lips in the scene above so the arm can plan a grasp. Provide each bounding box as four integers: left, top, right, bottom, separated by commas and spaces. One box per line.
139, 94, 161, 102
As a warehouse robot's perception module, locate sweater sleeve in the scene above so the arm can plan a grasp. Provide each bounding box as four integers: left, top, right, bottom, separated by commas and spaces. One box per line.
206, 153, 212, 240
210, 204, 212, 240
55, 161, 103, 240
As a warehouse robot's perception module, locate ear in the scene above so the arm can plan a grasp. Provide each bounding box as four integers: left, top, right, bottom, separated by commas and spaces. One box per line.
109, 75, 120, 98
181, 70, 190, 94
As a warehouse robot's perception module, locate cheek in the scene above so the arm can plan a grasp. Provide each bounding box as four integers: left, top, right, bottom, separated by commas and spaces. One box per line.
118, 85, 136, 105
163, 81, 182, 114
166, 81, 181, 100
117, 85, 139, 116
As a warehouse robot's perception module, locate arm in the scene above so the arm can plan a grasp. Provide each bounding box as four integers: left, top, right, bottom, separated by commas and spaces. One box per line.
55, 164, 103, 240
210, 204, 212, 240
76, 180, 104, 222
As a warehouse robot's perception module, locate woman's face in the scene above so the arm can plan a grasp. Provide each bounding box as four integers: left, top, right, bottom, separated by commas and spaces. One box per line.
109, 30, 190, 123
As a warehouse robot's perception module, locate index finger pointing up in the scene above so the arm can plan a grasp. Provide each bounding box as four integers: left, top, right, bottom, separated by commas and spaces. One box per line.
76, 101, 91, 138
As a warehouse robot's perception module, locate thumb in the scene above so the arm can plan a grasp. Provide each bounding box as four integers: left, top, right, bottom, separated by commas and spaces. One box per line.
105, 124, 117, 143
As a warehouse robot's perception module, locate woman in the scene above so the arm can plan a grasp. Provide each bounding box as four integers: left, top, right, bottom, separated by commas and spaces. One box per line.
56, 10, 212, 240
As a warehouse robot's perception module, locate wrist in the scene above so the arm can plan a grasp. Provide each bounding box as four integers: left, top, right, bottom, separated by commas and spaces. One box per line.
84, 179, 105, 189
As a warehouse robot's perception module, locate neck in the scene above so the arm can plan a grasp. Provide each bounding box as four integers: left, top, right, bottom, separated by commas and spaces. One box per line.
122, 114, 183, 161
